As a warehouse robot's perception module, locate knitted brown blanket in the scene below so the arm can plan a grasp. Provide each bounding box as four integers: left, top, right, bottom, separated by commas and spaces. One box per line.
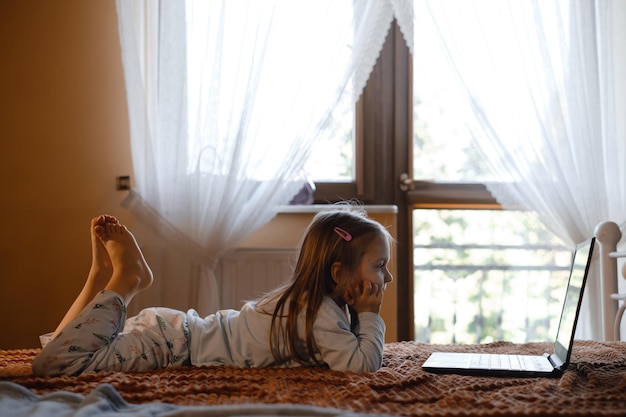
2, 340, 626, 416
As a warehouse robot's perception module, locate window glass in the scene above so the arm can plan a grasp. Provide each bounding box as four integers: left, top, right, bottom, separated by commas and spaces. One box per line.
412, 0, 513, 183
413, 209, 570, 344
186, 1, 355, 183
413, 25, 489, 182
304, 92, 354, 182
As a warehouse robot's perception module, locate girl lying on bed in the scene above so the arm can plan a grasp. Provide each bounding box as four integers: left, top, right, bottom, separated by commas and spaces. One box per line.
32, 208, 393, 376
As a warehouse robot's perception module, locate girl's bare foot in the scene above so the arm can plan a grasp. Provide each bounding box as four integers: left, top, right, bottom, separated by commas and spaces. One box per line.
88, 215, 116, 288
96, 220, 153, 304
51, 215, 126, 339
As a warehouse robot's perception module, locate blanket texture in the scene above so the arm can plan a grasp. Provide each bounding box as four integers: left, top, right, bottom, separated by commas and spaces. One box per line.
2, 340, 626, 416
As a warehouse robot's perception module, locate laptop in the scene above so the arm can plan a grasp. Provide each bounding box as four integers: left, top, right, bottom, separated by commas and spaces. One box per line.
421, 237, 595, 378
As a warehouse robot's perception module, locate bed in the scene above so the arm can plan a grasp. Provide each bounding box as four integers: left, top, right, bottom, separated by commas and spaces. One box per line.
2, 340, 626, 416
2, 222, 626, 416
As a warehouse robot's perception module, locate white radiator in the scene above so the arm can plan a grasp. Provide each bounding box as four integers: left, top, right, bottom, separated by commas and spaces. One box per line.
217, 249, 297, 309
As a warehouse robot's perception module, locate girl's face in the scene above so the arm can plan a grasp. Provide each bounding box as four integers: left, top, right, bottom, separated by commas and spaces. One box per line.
354, 234, 393, 289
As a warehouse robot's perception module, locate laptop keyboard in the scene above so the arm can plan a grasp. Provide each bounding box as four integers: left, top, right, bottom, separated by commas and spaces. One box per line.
469, 354, 554, 372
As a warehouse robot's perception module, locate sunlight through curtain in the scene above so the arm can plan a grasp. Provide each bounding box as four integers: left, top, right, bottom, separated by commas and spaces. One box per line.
406, 0, 626, 340
115, 0, 406, 315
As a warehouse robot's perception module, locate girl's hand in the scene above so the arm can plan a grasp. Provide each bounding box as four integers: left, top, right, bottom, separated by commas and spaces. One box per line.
345, 280, 383, 314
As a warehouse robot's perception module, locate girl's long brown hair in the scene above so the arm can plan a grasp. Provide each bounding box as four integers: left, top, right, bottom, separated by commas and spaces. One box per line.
258, 206, 392, 366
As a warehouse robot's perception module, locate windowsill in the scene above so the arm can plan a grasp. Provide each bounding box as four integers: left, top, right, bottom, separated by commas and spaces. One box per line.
278, 204, 398, 214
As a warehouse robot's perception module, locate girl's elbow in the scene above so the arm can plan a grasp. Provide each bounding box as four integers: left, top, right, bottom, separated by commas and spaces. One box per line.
359, 358, 382, 373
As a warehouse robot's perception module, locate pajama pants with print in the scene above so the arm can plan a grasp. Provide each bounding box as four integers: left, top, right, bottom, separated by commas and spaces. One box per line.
32, 290, 191, 376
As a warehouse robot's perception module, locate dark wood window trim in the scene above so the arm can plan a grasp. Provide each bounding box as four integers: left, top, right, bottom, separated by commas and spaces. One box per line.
408, 183, 500, 208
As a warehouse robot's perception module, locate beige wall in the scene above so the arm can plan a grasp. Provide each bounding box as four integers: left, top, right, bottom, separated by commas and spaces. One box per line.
0, 0, 136, 348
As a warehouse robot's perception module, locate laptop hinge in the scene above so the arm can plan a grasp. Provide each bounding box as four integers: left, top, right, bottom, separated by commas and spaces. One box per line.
547, 353, 566, 370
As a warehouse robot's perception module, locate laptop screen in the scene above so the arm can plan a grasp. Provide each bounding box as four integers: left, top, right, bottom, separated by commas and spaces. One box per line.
553, 238, 595, 365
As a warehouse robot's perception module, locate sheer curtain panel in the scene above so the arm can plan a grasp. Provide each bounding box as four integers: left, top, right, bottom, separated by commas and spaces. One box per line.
115, 0, 407, 315
408, 0, 626, 340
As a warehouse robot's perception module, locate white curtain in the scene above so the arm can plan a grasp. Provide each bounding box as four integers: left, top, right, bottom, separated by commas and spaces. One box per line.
115, 0, 406, 315
405, 0, 626, 339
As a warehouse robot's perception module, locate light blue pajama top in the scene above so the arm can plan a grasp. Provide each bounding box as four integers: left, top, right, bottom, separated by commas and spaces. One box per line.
187, 296, 386, 373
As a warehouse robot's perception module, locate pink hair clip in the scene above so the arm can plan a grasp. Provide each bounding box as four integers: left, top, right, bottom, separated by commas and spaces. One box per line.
333, 227, 352, 242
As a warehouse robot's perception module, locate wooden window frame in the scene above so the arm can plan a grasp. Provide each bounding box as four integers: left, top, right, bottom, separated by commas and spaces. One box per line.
313, 20, 499, 341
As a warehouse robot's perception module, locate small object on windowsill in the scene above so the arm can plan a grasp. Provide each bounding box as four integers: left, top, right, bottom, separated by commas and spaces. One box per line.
289, 178, 315, 205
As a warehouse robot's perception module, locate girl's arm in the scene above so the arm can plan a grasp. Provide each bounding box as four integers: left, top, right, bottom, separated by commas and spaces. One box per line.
312, 298, 385, 373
